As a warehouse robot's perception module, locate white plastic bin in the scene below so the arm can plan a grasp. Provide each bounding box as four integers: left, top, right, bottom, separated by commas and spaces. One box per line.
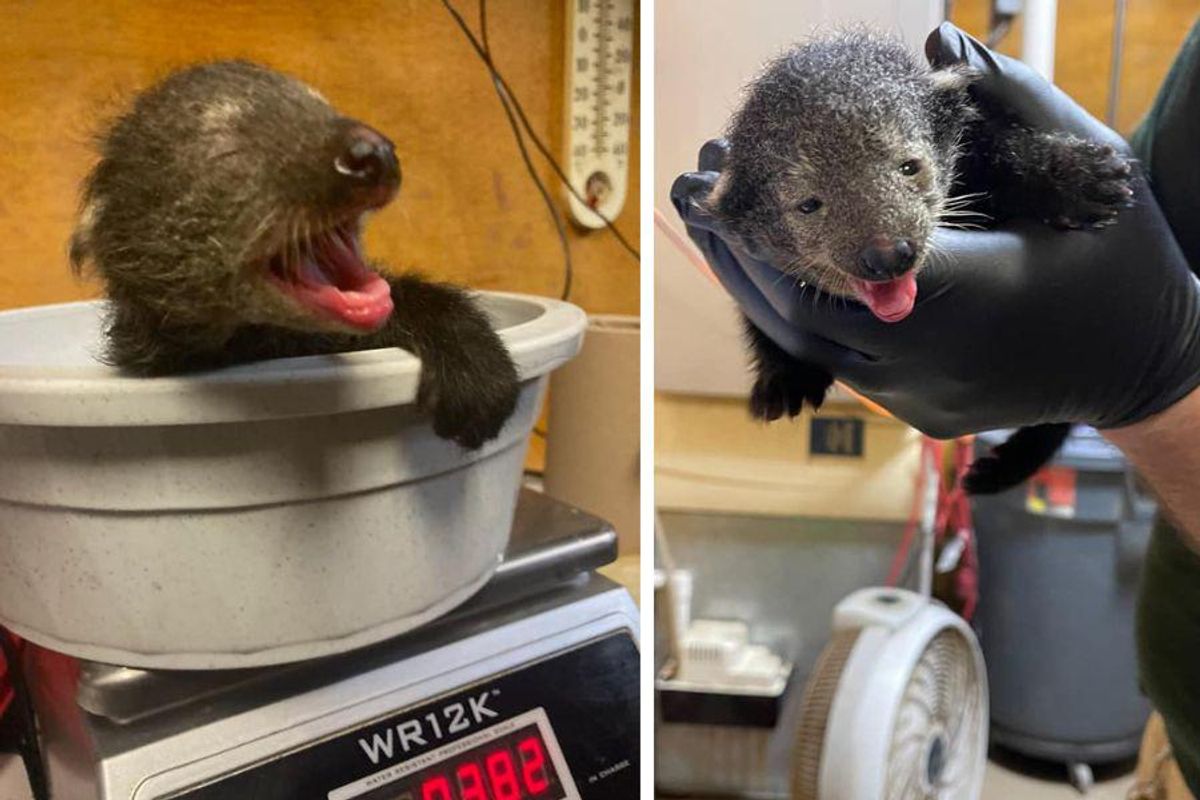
0, 293, 585, 668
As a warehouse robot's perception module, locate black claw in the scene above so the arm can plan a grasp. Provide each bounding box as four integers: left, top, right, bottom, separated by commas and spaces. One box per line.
786, 393, 804, 418
750, 378, 786, 421
748, 366, 831, 422
1087, 181, 1131, 203
418, 347, 520, 451
964, 457, 1009, 494
1046, 147, 1132, 229
965, 424, 1070, 495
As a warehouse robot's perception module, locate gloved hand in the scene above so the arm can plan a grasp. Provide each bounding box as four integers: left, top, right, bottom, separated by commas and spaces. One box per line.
671, 22, 1200, 439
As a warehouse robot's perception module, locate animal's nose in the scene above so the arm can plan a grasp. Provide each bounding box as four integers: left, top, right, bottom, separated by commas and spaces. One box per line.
858, 235, 916, 279
335, 125, 401, 196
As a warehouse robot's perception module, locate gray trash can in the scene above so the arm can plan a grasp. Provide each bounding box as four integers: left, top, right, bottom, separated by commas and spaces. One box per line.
972, 427, 1155, 785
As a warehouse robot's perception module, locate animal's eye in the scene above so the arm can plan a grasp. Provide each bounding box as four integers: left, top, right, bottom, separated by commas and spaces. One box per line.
899, 159, 922, 176
797, 197, 823, 214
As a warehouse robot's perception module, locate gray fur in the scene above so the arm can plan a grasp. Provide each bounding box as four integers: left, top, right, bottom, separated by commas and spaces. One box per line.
711, 30, 1134, 494
710, 30, 975, 296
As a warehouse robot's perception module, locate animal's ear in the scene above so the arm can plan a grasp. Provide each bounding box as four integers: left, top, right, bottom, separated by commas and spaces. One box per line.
69, 232, 90, 277
68, 199, 99, 277
926, 64, 978, 94
706, 165, 762, 223
701, 165, 779, 259
704, 171, 732, 216
923, 64, 980, 149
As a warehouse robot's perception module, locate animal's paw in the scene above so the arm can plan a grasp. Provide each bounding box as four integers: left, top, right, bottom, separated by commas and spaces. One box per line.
964, 423, 1071, 495
963, 455, 1026, 495
1044, 140, 1134, 230
418, 344, 520, 450
748, 364, 832, 422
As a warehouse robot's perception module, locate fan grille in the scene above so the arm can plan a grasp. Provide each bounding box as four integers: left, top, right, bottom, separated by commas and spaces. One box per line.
790, 623, 985, 800
791, 628, 861, 800
885, 628, 984, 799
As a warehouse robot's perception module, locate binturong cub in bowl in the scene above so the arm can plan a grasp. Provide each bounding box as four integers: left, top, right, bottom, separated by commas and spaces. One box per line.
71, 59, 519, 449
708, 30, 1134, 493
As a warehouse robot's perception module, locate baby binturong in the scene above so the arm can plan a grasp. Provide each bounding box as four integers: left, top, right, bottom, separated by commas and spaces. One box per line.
70, 60, 520, 449
708, 30, 1134, 493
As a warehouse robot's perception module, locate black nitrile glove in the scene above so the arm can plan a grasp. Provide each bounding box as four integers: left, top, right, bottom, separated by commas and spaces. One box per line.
670, 22, 1200, 439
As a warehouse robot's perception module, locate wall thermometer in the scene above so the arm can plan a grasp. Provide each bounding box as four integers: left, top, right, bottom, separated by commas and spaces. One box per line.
562, 0, 634, 229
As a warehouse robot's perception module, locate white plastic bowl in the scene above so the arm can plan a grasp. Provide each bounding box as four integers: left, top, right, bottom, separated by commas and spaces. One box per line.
0, 293, 585, 668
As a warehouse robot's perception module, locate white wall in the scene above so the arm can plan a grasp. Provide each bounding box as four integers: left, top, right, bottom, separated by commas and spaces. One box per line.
654, 0, 944, 395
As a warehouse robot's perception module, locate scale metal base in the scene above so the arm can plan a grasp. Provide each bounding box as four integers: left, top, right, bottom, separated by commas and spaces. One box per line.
20, 490, 639, 799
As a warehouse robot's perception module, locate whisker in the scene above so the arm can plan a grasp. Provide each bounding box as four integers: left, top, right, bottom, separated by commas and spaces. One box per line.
938, 205, 992, 215
942, 190, 989, 205
937, 221, 988, 231
939, 204, 993, 216
289, 216, 301, 278
926, 238, 958, 271
939, 201, 988, 214
765, 151, 808, 172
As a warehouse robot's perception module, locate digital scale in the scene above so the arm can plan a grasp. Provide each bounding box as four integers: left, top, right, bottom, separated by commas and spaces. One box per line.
7, 490, 639, 799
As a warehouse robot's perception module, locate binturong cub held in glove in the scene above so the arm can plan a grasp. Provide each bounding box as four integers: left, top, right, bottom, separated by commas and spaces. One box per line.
70, 60, 519, 449
708, 30, 1134, 493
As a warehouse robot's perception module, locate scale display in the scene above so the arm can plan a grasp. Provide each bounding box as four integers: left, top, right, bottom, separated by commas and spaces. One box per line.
334, 710, 577, 800
171, 634, 637, 800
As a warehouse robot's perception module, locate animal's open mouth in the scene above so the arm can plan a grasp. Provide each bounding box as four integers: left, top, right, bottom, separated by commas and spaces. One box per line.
265, 221, 394, 332
848, 273, 918, 323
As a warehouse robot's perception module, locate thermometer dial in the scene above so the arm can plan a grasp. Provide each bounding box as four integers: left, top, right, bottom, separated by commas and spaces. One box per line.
562, 0, 634, 229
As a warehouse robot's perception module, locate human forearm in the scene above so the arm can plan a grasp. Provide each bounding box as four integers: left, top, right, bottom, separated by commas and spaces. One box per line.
1105, 385, 1200, 549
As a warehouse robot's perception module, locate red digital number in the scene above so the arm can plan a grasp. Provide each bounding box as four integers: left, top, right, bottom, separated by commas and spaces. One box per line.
421, 774, 453, 800
486, 750, 521, 800
456, 761, 488, 800
518, 736, 551, 794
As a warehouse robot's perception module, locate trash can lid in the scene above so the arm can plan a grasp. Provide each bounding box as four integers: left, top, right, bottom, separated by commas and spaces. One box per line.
976, 426, 1127, 473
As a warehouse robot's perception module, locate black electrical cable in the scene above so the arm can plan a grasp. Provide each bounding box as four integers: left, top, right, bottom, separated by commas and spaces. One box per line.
441, 0, 641, 264
478, 0, 489, 51
440, 0, 574, 299
474, 0, 641, 261
471, 0, 640, 260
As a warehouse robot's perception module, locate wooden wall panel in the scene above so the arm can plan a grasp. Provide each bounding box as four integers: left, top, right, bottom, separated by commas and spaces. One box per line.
950, 0, 1198, 135
0, 0, 640, 314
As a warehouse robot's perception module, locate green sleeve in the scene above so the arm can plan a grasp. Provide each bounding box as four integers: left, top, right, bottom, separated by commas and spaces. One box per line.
1130, 16, 1200, 796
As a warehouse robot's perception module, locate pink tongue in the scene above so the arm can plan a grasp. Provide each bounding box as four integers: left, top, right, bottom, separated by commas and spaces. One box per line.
854, 273, 918, 323
285, 231, 395, 331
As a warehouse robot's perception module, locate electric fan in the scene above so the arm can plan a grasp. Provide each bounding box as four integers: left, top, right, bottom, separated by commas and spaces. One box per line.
792, 587, 988, 800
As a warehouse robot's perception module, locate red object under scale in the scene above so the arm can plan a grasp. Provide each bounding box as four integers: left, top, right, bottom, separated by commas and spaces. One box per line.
885, 436, 981, 620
